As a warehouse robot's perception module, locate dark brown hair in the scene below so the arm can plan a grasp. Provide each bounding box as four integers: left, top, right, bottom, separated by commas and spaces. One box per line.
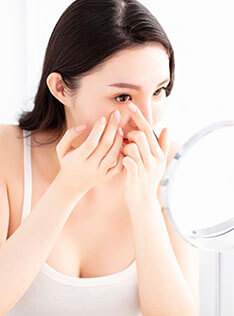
17, 0, 175, 146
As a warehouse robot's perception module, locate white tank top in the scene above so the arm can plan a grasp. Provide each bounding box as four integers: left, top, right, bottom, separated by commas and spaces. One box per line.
6, 129, 142, 316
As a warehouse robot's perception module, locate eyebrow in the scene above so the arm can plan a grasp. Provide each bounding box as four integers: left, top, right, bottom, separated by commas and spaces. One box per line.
107, 78, 170, 90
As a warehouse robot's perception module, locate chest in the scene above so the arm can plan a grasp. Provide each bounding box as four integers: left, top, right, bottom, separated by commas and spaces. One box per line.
6, 143, 136, 279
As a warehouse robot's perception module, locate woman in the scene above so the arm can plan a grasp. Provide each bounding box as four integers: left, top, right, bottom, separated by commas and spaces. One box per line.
0, 0, 199, 315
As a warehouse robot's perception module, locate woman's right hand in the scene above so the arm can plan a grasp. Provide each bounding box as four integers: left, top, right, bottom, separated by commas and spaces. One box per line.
55, 110, 124, 197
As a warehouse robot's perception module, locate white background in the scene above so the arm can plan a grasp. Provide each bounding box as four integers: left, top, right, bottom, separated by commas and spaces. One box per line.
0, 1, 234, 315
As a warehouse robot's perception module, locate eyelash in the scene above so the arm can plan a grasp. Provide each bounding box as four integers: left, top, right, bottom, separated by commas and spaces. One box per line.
114, 86, 169, 103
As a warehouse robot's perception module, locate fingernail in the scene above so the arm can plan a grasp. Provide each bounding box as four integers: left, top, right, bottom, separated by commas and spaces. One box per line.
100, 116, 106, 124
75, 124, 86, 132
118, 127, 124, 136
128, 103, 137, 112
114, 110, 121, 121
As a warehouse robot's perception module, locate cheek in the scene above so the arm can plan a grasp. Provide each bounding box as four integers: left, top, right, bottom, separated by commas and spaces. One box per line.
152, 104, 164, 124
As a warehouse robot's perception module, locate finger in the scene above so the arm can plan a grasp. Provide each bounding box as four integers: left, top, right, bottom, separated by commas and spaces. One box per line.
159, 128, 170, 157
126, 130, 151, 168
79, 116, 107, 159
92, 110, 121, 162
106, 151, 125, 178
122, 156, 138, 178
99, 127, 123, 170
56, 125, 86, 160
123, 142, 144, 170
127, 103, 164, 159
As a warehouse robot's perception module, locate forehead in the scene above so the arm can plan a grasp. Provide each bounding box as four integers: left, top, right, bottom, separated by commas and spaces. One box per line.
83, 43, 170, 88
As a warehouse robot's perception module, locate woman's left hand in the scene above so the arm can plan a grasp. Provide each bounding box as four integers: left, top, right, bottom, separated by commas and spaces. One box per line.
121, 103, 171, 214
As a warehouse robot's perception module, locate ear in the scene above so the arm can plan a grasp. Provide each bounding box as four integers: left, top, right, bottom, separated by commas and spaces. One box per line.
46, 72, 72, 107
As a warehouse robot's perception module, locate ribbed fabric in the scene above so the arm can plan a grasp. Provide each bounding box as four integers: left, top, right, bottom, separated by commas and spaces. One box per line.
6, 129, 142, 316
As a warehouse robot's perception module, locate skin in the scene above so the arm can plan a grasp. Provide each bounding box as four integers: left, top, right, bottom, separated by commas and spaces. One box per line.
45, 42, 170, 205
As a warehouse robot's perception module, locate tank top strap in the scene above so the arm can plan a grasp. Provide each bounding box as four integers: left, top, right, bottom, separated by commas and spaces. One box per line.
21, 129, 32, 224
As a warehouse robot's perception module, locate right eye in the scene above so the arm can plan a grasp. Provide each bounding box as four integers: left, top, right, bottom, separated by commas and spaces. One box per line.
114, 94, 132, 103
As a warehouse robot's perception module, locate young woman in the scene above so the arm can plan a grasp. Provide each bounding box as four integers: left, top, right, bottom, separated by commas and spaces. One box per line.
0, 0, 199, 315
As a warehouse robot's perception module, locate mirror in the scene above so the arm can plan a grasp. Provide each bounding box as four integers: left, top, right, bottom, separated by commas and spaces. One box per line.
159, 120, 234, 252
158, 120, 234, 315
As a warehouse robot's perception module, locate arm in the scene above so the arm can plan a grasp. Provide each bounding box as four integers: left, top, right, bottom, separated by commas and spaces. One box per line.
157, 139, 200, 310
129, 139, 199, 316
130, 202, 199, 316
0, 173, 82, 315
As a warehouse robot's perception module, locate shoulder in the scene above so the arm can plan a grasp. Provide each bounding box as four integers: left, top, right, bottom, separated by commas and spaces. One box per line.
0, 123, 23, 144
0, 123, 23, 151
0, 124, 23, 176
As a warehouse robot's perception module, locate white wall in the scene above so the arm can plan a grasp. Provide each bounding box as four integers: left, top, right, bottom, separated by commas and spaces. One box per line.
0, 1, 233, 315
0, 0, 74, 123
0, 0, 26, 123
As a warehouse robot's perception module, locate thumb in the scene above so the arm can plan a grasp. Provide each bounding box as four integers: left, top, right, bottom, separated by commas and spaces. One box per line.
122, 156, 137, 179
56, 125, 86, 161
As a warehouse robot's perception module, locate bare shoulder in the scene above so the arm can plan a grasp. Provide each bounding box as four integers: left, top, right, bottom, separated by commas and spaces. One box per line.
0, 124, 23, 176
0, 123, 23, 145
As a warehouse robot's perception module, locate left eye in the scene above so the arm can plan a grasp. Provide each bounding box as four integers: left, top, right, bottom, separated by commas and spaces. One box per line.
114, 87, 166, 103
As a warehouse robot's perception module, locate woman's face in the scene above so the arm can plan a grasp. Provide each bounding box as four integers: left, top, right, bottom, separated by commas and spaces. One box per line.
63, 43, 170, 148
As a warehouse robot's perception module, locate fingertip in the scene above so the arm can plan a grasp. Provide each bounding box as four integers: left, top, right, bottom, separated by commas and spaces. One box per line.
75, 124, 86, 133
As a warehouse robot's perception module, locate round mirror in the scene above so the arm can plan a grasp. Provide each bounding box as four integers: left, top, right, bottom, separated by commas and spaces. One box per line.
159, 120, 234, 252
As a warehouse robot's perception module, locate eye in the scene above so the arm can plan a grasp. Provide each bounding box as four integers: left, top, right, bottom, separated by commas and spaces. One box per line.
154, 87, 167, 97
114, 94, 132, 103
114, 87, 168, 103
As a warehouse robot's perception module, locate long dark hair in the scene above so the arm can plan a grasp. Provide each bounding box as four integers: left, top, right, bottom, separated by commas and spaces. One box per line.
17, 0, 175, 146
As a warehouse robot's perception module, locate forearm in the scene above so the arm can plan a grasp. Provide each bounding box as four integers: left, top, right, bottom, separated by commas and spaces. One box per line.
129, 201, 199, 316
0, 173, 82, 315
